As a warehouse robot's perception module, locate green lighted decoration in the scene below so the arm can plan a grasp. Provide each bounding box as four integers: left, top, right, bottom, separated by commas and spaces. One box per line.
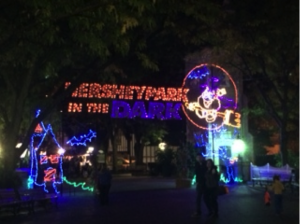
231, 139, 246, 154
191, 175, 196, 185
191, 172, 243, 186
63, 177, 94, 192
220, 173, 243, 184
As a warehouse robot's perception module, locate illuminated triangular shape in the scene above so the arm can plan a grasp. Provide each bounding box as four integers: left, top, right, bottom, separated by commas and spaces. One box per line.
34, 123, 43, 133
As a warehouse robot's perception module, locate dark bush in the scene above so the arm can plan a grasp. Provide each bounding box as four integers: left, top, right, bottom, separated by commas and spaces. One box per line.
0, 168, 22, 189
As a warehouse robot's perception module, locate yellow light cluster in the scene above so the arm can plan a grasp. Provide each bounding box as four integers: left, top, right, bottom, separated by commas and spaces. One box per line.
218, 110, 241, 128
66, 82, 189, 102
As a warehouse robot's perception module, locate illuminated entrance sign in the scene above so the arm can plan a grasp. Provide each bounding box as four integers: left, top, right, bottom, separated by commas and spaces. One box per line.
66, 83, 188, 120
66, 63, 241, 129
111, 100, 181, 119
182, 64, 241, 130
65, 83, 188, 101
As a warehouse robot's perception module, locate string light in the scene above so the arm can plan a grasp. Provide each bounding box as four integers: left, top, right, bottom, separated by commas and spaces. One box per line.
165, 102, 181, 119
28, 110, 65, 193
66, 129, 96, 146
86, 103, 110, 113
78, 83, 89, 98
111, 85, 125, 99
63, 177, 94, 192
102, 104, 109, 113
44, 167, 57, 182
220, 167, 243, 184
40, 155, 48, 164
134, 86, 146, 99
148, 102, 165, 119
166, 88, 177, 101
130, 101, 148, 118
182, 63, 240, 131
154, 87, 166, 101
101, 84, 112, 98
88, 83, 102, 98
187, 65, 210, 79
110, 100, 182, 120
124, 86, 134, 100
66, 82, 189, 102
192, 126, 243, 184
68, 103, 82, 112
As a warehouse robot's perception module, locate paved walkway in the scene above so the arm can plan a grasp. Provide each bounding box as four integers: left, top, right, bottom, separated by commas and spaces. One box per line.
1, 177, 299, 224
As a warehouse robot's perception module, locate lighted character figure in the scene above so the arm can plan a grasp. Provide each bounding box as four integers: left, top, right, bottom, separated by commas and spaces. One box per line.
187, 87, 226, 123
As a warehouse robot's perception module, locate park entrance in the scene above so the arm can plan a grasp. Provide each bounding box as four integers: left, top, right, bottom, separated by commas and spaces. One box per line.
28, 64, 245, 193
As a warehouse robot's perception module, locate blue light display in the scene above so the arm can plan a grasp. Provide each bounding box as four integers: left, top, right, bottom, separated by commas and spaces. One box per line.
111, 100, 182, 120
187, 65, 210, 79
28, 110, 65, 193
66, 129, 97, 146
130, 101, 147, 118
193, 126, 242, 184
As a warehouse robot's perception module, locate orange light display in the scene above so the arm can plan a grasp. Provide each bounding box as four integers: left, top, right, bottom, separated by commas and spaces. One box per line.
66, 83, 189, 102
65, 67, 241, 130
87, 103, 109, 113
68, 103, 82, 112
44, 168, 57, 182
181, 64, 241, 130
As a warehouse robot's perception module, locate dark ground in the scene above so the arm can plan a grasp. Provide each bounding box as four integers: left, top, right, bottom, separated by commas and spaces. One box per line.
0, 177, 299, 224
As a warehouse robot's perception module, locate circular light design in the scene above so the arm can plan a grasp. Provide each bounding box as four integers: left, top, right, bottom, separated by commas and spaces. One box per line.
231, 139, 246, 154
181, 64, 238, 130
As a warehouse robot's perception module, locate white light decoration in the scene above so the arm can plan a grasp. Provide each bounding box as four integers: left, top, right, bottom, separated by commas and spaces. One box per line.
20, 149, 29, 158
187, 87, 228, 123
18, 143, 29, 158
58, 148, 65, 155
87, 147, 94, 154
231, 139, 246, 154
158, 142, 167, 150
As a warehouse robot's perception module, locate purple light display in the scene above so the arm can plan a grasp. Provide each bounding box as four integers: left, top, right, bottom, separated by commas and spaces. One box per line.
111, 100, 182, 120
182, 64, 241, 130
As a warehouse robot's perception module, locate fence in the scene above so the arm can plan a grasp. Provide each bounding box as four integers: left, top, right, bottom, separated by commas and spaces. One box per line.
250, 163, 293, 181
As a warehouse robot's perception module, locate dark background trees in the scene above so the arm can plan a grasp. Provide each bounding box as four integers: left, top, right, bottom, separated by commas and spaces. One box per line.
206, 0, 299, 165
0, 0, 297, 177
0, 0, 219, 174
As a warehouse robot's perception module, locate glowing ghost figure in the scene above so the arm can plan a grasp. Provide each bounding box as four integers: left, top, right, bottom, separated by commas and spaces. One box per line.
187, 87, 227, 123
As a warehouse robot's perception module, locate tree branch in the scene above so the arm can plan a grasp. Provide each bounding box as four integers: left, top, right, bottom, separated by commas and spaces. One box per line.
16, 58, 111, 156
258, 56, 283, 102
